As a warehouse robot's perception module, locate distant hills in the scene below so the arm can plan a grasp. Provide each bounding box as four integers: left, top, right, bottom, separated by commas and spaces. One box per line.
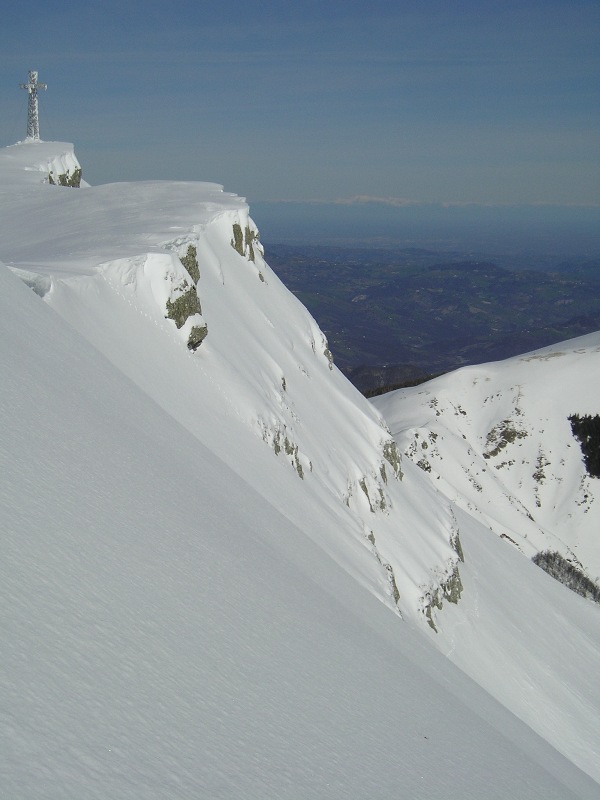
268, 244, 600, 392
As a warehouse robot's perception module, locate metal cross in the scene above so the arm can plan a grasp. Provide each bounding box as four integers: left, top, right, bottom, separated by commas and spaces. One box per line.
20, 70, 47, 141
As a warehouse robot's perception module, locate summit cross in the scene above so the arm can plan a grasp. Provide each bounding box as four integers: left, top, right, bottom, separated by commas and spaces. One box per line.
20, 70, 47, 141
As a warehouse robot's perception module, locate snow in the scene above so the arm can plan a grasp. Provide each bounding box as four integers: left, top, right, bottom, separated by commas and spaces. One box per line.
1, 140, 600, 797
0, 141, 462, 623
373, 335, 600, 782
0, 139, 82, 187
437, 505, 600, 784
373, 333, 600, 576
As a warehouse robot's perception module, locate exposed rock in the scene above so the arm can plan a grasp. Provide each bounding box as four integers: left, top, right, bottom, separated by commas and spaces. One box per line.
367, 531, 401, 609
165, 285, 202, 329
423, 564, 464, 632
231, 223, 262, 267
244, 225, 259, 263
231, 223, 245, 257
180, 244, 200, 284
187, 324, 208, 351
483, 418, 528, 459
261, 422, 305, 479
382, 439, 403, 480
48, 167, 82, 188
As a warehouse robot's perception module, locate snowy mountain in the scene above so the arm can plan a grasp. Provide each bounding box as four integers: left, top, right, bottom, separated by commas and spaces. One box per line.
1, 140, 600, 798
373, 333, 600, 782
0, 140, 462, 628
373, 335, 600, 581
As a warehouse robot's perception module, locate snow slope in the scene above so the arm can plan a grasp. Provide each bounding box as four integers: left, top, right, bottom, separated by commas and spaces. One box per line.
1, 140, 600, 796
373, 335, 600, 780
2, 225, 599, 800
373, 335, 600, 578
0, 140, 462, 627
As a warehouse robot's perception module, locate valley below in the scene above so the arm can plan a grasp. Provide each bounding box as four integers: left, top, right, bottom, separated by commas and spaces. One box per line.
268, 243, 600, 393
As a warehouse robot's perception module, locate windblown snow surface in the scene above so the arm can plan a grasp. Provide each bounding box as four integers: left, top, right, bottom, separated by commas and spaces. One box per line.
1, 140, 599, 798
373, 333, 600, 785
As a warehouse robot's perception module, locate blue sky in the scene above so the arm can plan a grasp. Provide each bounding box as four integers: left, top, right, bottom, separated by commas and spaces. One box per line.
1, 1, 599, 249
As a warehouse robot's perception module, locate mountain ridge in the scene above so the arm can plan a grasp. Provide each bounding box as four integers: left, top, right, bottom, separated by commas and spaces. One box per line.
1, 140, 599, 797
373, 331, 600, 578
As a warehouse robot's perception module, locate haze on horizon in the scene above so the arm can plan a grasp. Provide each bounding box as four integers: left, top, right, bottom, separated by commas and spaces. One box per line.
1, 1, 598, 254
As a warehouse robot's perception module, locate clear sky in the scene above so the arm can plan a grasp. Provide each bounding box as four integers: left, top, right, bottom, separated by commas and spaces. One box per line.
1, 0, 599, 246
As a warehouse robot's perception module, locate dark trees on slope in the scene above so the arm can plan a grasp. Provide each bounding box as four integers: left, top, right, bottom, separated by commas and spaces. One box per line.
569, 414, 600, 478
533, 551, 600, 604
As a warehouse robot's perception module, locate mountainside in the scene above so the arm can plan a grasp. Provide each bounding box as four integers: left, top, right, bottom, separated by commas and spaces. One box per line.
1, 140, 600, 797
373, 334, 600, 579
373, 335, 600, 779
0, 140, 464, 627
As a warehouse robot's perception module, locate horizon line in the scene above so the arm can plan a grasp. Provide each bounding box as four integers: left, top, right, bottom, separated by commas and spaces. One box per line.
255, 195, 600, 210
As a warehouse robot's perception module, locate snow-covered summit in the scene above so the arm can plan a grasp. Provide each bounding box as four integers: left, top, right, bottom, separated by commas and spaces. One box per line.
0, 139, 82, 187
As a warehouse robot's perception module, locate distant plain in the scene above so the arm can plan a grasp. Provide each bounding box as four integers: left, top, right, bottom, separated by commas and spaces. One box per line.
259, 202, 600, 392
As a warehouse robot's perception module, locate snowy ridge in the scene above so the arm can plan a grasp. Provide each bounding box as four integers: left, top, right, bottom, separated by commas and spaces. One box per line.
373, 333, 600, 579
0, 139, 82, 187
0, 140, 461, 625
2, 141, 600, 796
